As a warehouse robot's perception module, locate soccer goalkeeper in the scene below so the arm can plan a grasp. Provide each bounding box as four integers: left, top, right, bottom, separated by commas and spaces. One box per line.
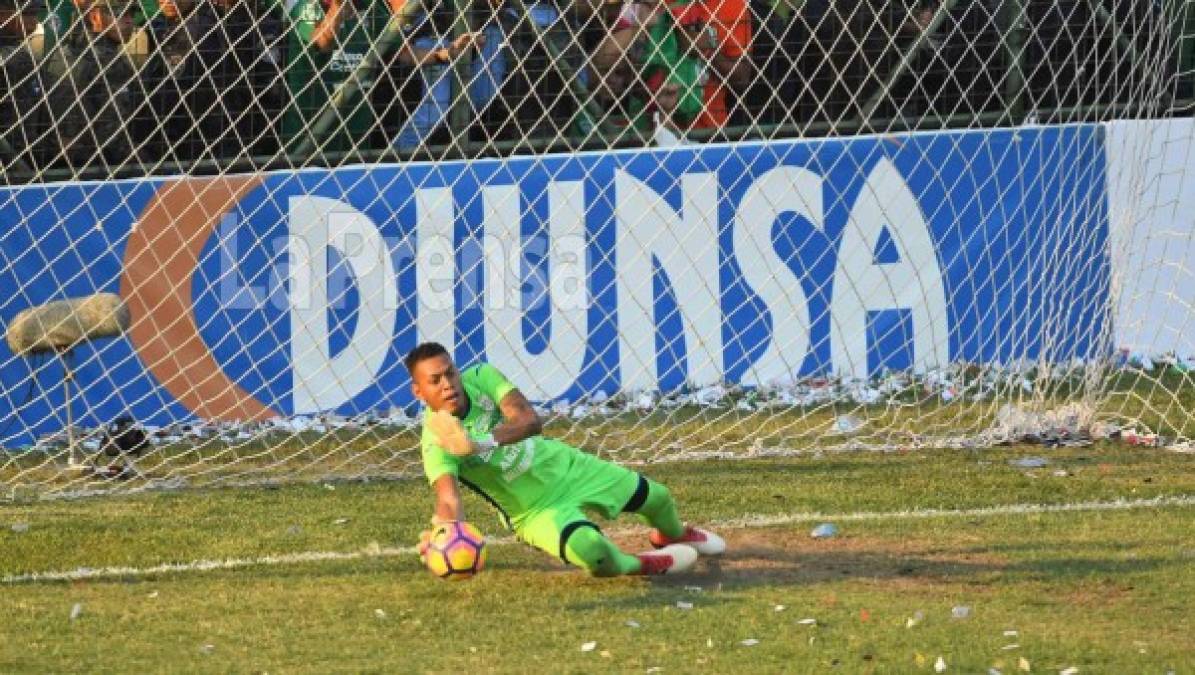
406, 342, 725, 576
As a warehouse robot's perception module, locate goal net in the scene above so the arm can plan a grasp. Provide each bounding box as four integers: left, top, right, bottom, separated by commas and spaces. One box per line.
0, 0, 1192, 498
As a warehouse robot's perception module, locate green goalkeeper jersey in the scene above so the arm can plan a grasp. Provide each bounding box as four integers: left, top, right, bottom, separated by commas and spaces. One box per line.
420, 363, 576, 527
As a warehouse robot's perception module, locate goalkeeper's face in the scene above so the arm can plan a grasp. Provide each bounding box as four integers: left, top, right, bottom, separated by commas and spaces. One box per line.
410, 354, 467, 416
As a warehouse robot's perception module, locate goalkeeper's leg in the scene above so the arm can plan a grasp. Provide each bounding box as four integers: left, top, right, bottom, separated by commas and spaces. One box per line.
622, 476, 684, 539
624, 476, 728, 556
561, 522, 698, 576
543, 444, 687, 538
556, 446, 727, 557
561, 523, 640, 577
519, 508, 697, 576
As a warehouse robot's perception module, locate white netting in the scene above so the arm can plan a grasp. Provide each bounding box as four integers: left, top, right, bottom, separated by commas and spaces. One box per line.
0, 0, 1192, 499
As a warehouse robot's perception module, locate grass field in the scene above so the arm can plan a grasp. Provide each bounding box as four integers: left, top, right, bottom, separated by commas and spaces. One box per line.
1, 445, 1193, 673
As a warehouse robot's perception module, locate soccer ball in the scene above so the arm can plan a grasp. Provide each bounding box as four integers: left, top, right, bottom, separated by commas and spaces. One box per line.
423, 521, 487, 581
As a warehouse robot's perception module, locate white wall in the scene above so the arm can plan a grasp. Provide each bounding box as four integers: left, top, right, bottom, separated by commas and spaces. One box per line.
1106, 118, 1195, 356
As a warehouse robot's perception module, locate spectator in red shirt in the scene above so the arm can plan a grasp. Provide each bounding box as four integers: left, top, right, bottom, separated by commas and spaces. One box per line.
673, 0, 751, 130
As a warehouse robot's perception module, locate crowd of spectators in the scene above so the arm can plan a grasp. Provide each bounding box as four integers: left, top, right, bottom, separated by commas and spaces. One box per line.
0, 0, 1186, 179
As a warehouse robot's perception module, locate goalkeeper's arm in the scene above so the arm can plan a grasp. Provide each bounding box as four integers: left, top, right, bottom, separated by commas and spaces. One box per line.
493, 389, 542, 445
429, 389, 541, 454
432, 474, 464, 523
419, 474, 464, 558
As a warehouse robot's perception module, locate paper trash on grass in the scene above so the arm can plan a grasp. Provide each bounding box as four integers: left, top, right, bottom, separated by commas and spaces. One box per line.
810, 523, 838, 539
951, 605, 971, 619
580, 641, 597, 653
625, 620, 641, 629
1017, 657, 1031, 671
797, 618, 817, 625
833, 414, 863, 434
10, 522, 29, 533
675, 601, 693, 610
935, 655, 948, 672
906, 610, 925, 628
740, 639, 759, 647
69, 603, 82, 621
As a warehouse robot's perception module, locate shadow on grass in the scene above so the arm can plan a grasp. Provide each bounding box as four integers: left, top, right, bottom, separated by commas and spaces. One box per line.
663, 544, 999, 589
562, 544, 1000, 611
563, 537, 1191, 612
647, 460, 858, 477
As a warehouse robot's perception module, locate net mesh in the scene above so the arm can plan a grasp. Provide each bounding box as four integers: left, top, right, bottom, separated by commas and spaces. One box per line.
1, 0, 1193, 499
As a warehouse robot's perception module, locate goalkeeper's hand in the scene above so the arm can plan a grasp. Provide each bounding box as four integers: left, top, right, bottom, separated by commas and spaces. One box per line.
417, 518, 460, 563
417, 529, 432, 563
427, 410, 476, 456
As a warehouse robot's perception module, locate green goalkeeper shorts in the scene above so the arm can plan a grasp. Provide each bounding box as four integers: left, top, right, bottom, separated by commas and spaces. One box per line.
515, 450, 642, 563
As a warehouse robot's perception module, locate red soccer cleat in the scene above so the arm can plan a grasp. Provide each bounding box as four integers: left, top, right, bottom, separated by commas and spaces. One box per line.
648, 525, 727, 556
635, 544, 698, 575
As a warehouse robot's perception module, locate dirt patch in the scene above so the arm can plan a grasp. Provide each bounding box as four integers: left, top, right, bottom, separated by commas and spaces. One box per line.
605, 526, 1010, 589
1062, 580, 1136, 607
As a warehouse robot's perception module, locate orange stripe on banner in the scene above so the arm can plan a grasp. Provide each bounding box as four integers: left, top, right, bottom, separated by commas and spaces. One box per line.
120, 176, 279, 422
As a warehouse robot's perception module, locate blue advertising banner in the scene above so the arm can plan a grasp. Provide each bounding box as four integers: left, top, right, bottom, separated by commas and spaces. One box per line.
0, 125, 1110, 447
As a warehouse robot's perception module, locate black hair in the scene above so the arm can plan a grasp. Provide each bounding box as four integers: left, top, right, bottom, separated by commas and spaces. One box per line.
404, 342, 450, 375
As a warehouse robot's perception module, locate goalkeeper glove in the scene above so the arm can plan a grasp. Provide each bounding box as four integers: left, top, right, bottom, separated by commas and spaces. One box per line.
417, 529, 432, 563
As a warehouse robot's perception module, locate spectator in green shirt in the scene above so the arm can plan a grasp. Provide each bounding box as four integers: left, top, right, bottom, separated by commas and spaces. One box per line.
592, 0, 703, 140
276, 0, 403, 158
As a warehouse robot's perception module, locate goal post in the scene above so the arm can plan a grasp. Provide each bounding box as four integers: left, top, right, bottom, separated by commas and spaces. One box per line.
1, 0, 1193, 499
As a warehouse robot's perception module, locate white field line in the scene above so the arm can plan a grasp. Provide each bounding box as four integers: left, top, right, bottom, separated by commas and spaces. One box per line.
3, 494, 1192, 585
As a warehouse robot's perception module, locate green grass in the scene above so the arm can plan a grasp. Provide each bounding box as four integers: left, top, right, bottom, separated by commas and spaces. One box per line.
1, 446, 1193, 672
